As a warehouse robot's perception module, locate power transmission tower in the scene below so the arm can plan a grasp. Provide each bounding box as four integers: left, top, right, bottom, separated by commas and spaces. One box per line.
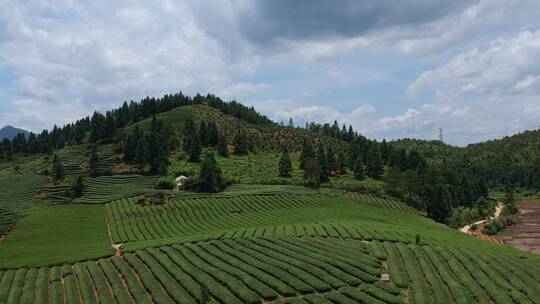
438, 128, 444, 143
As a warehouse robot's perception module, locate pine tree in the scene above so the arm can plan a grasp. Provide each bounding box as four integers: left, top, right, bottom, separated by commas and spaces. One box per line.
234, 130, 248, 155
199, 121, 208, 146
198, 152, 224, 192
278, 146, 292, 177
504, 186, 517, 214
366, 147, 384, 179
299, 138, 314, 169
189, 134, 202, 162
303, 158, 321, 187
135, 137, 148, 170
317, 143, 330, 182
336, 150, 347, 173
72, 175, 84, 197
207, 121, 219, 146
353, 157, 365, 180
326, 145, 336, 172
217, 134, 228, 157
53, 153, 64, 182
89, 145, 99, 177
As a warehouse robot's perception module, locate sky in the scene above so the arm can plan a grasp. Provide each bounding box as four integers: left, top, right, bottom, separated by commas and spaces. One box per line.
1, 0, 540, 146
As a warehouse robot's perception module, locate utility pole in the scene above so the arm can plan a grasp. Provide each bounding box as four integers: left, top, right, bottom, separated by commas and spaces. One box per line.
438, 128, 444, 143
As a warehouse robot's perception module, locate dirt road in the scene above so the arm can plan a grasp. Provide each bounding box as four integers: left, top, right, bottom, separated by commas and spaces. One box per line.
459, 202, 503, 234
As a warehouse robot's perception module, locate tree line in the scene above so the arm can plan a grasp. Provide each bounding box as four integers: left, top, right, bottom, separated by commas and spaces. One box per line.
0, 92, 273, 159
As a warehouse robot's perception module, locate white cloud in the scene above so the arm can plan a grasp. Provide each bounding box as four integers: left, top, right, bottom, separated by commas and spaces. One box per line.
408, 30, 540, 99
0, 0, 257, 131
219, 82, 271, 99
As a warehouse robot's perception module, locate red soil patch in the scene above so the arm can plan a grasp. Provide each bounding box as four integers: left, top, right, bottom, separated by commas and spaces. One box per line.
504, 200, 540, 254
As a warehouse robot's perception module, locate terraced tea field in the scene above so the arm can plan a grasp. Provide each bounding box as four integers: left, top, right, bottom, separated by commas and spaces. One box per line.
0, 237, 405, 304
0, 172, 49, 234
1, 171, 539, 303
76, 175, 158, 204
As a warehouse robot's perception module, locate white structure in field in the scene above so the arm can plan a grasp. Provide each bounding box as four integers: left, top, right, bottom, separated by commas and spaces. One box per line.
175, 175, 189, 186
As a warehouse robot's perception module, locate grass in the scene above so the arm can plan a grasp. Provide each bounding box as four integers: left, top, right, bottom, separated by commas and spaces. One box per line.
0, 205, 113, 269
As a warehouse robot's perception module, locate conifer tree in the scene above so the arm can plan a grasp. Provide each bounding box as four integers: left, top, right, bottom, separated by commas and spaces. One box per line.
504, 186, 517, 214
189, 134, 202, 162
234, 130, 248, 155
299, 138, 314, 169
135, 137, 148, 170
278, 145, 292, 177
199, 121, 208, 146
89, 145, 99, 177
317, 143, 330, 182
217, 134, 228, 157
353, 157, 365, 180
53, 153, 64, 182
72, 175, 84, 197
198, 152, 224, 192
303, 158, 321, 187
366, 147, 384, 179
207, 121, 219, 146
326, 145, 336, 172
336, 150, 347, 173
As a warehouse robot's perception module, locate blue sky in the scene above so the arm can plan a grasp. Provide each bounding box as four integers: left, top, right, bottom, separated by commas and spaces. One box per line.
1, 0, 540, 145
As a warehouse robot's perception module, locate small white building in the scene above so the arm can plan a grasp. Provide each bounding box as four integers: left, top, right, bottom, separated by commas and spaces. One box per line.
380, 273, 390, 282
175, 175, 189, 186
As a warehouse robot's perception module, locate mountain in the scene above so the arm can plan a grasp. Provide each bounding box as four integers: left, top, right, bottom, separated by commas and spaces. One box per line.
0, 125, 29, 141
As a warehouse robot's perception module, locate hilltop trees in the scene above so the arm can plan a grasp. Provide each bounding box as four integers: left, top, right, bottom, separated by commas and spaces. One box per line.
122, 116, 172, 173
278, 146, 292, 177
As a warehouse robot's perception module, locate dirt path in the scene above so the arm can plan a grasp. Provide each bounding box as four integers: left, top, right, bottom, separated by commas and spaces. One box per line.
459, 202, 503, 234
503, 200, 540, 254
103, 206, 123, 256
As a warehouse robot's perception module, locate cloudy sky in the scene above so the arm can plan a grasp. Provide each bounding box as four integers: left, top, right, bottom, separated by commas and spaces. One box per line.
1, 0, 540, 145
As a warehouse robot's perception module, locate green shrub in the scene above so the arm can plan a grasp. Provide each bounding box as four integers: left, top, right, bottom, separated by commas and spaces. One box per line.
156, 176, 175, 190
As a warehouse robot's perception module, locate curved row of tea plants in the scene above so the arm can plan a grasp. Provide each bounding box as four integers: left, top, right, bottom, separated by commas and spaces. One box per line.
76, 175, 158, 204
380, 241, 540, 304
0, 237, 400, 304
0, 172, 49, 234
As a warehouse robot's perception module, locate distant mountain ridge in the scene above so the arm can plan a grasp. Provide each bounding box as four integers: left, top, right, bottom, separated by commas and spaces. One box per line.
0, 126, 30, 140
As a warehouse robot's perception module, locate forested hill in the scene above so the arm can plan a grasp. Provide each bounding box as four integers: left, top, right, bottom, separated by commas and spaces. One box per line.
0, 91, 537, 224
390, 130, 540, 191
465, 129, 540, 190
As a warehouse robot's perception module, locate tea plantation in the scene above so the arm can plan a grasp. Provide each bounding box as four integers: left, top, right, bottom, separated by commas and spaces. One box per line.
1, 166, 539, 303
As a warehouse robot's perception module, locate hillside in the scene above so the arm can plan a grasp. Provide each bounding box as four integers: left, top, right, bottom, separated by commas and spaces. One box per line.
0, 126, 29, 141
390, 130, 540, 193
124, 104, 350, 152
0, 94, 539, 303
